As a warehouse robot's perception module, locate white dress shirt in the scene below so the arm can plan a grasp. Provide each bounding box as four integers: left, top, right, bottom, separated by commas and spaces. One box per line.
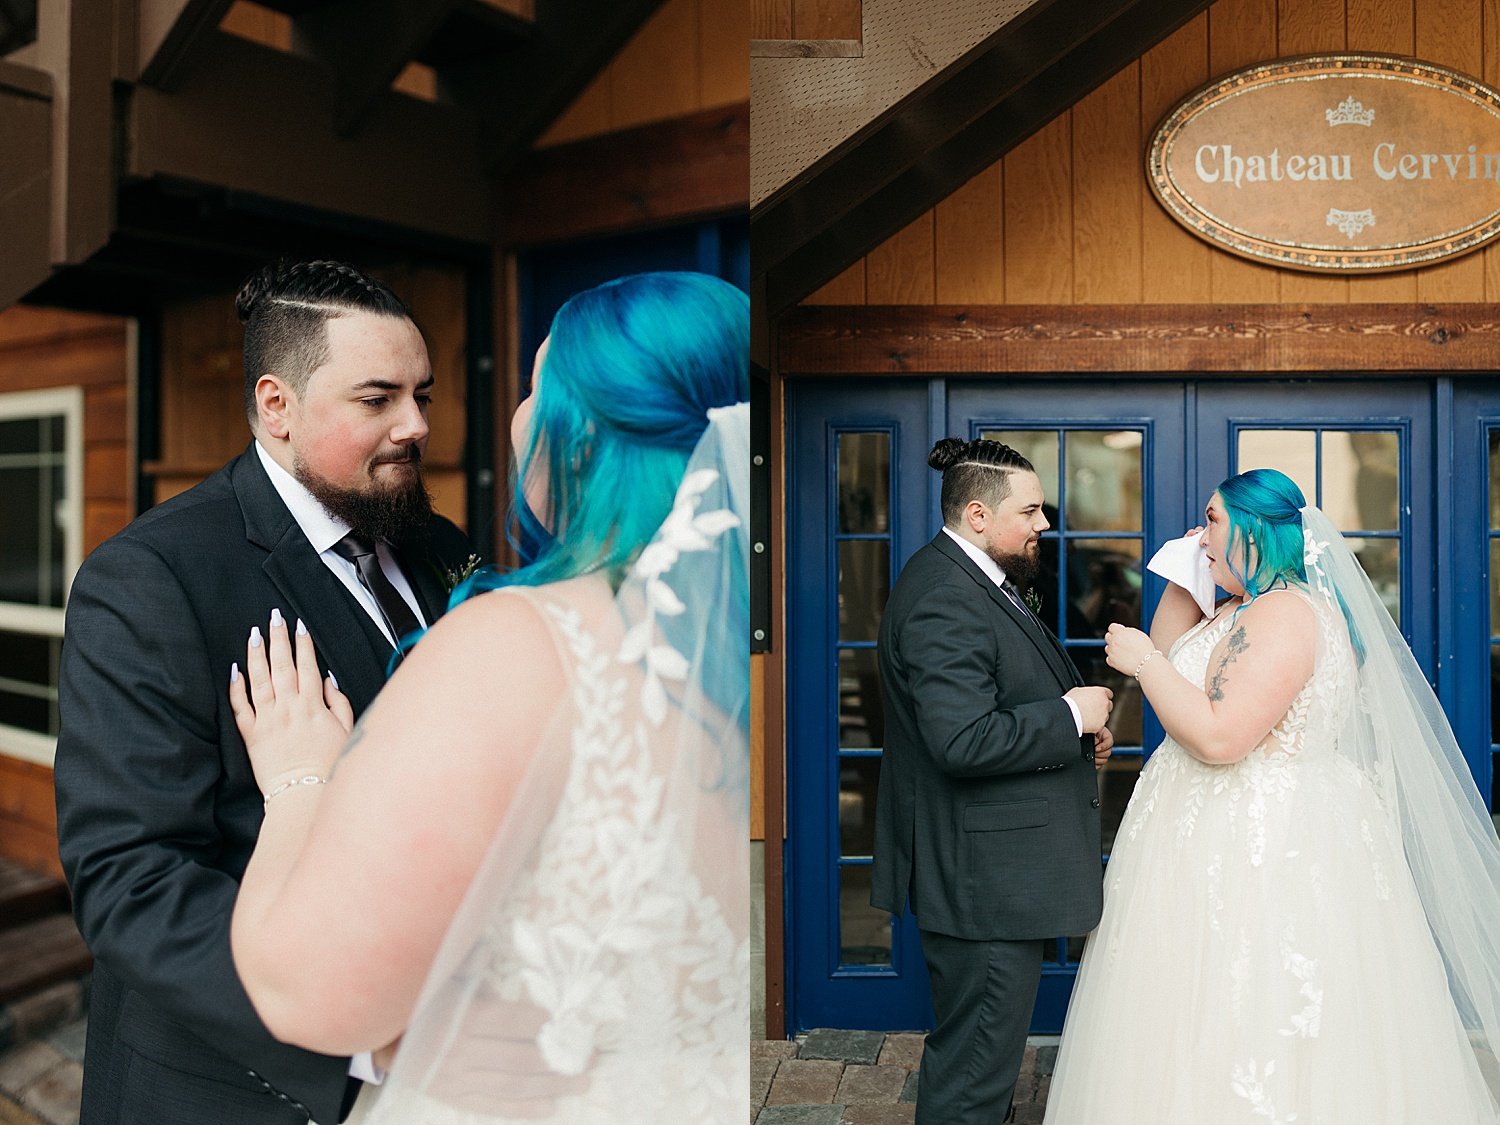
942, 526, 1084, 737
255, 442, 428, 647
255, 441, 417, 1086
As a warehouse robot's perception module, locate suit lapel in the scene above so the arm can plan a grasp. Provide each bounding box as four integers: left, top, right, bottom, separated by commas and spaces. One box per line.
930, 532, 1083, 689
394, 539, 452, 626
232, 446, 395, 713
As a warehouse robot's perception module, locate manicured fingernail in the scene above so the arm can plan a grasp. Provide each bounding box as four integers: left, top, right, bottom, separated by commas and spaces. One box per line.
295, 618, 307, 637
249, 626, 262, 648
270, 607, 284, 628
230, 662, 240, 684
327, 671, 338, 691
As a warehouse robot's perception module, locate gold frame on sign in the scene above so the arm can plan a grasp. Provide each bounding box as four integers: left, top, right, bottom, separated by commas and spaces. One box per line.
1146, 53, 1500, 273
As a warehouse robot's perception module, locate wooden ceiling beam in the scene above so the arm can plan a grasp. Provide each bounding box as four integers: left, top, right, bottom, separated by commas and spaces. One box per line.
497, 102, 748, 246
136, 0, 236, 90
752, 0, 1214, 314
0, 61, 53, 308
440, 0, 664, 173
127, 31, 490, 244
778, 304, 1500, 375
291, 0, 458, 136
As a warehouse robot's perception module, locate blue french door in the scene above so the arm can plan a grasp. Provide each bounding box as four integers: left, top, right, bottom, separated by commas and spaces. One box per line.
1451, 385, 1500, 815
785, 379, 934, 1032
786, 376, 1476, 1036
1195, 382, 1435, 681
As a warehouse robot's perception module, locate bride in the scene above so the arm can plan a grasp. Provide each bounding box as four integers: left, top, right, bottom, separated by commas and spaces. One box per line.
221, 271, 748, 1122
1044, 468, 1500, 1123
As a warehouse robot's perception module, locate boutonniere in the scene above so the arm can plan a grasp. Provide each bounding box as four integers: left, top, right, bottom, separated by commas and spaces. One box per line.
1022, 587, 1043, 616
439, 553, 484, 593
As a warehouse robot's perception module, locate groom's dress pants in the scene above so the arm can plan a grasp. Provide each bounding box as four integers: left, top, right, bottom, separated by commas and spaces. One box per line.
917, 931, 1046, 1125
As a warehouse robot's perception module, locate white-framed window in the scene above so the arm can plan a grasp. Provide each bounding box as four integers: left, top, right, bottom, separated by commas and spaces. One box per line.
0, 386, 84, 766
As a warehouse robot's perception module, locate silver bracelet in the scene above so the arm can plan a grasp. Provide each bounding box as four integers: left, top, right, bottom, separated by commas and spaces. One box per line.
1132, 649, 1164, 679
262, 774, 328, 808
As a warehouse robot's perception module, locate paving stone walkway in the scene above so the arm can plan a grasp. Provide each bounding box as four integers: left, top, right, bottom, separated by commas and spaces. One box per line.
753, 1030, 1057, 1125
5, 1016, 1061, 1125
0, 1012, 83, 1125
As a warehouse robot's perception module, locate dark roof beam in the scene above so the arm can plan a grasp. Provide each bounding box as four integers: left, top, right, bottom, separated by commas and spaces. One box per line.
439, 0, 664, 174
416, 0, 533, 67
753, 0, 1214, 313
136, 0, 237, 90
292, 0, 459, 137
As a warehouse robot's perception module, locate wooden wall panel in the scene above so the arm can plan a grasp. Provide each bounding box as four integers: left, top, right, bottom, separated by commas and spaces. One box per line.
1347, 0, 1418, 301
541, 72, 613, 146
753, 0, 794, 40
613, 0, 701, 131
1141, 14, 1212, 302
792, 0, 861, 40
752, 0, 859, 39
1004, 117, 1074, 303
1486, 0, 1500, 299
800, 0, 1500, 313
1073, 63, 1141, 303
1277, 0, 1349, 305
867, 212, 934, 303
0, 306, 128, 877
1416, 0, 1487, 301
1206, 0, 1281, 302
934, 166, 1004, 303
220, 2, 291, 50
539, 0, 746, 146
0, 757, 61, 879
806, 260, 867, 304
701, 0, 751, 108
159, 293, 246, 474
0, 307, 116, 348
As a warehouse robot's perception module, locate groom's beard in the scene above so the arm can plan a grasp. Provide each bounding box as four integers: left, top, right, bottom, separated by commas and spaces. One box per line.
990, 540, 1042, 587
295, 448, 434, 544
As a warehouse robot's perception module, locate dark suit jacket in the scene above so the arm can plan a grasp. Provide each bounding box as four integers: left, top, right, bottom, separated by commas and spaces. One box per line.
871, 531, 1104, 941
54, 444, 471, 1125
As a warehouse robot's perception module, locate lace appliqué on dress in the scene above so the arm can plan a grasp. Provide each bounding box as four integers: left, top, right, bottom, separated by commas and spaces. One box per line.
470, 469, 746, 1118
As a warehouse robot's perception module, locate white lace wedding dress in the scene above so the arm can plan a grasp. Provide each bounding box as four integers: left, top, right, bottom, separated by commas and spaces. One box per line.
1044, 587, 1500, 1124
360, 408, 750, 1125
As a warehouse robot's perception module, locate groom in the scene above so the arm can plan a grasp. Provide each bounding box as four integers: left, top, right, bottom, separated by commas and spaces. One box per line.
54, 260, 472, 1125
872, 437, 1113, 1124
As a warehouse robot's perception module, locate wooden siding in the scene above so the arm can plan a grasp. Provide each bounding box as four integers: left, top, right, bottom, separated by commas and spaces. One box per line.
804, 0, 1500, 307
0, 307, 132, 556
538, 0, 749, 145
751, 0, 861, 40
0, 305, 131, 877
0, 757, 62, 879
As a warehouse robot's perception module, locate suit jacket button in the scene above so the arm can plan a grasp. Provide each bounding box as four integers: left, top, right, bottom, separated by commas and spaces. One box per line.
1090, 797, 1101, 808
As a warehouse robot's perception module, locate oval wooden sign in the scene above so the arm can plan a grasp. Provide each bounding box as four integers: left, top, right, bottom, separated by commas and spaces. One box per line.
1147, 54, 1500, 272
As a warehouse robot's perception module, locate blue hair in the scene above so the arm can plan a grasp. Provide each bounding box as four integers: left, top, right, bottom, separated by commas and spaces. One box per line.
1215, 467, 1364, 662
440, 272, 750, 745
1215, 468, 1307, 599
462, 271, 748, 596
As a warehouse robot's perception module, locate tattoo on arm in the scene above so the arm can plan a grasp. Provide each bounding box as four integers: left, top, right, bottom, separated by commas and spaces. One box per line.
1206, 626, 1249, 702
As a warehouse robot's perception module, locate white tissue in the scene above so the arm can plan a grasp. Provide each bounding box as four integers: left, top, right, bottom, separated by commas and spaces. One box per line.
1146, 530, 1216, 617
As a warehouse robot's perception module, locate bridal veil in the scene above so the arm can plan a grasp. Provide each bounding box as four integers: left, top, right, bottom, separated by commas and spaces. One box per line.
366, 403, 750, 1123
1302, 504, 1500, 1100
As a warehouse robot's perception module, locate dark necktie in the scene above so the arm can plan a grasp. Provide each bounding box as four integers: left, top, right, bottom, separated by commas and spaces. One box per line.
330, 533, 423, 648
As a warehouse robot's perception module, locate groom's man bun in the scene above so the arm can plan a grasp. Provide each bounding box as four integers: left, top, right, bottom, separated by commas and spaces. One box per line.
928, 436, 1035, 526
237, 259, 411, 423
